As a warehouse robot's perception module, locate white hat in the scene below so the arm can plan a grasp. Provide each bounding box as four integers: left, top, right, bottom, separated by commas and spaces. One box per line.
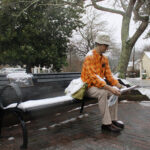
95, 33, 111, 46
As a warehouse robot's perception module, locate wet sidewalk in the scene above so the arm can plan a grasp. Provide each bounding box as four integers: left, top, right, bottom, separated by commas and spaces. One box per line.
0, 100, 150, 150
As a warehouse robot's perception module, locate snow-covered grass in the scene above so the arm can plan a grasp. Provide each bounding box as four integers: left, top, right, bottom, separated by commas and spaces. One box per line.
7, 73, 33, 86
120, 100, 129, 103
137, 88, 150, 99
7, 72, 33, 80
139, 101, 150, 107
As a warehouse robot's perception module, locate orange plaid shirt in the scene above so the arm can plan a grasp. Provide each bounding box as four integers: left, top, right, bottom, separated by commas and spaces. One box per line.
81, 49, 118, 88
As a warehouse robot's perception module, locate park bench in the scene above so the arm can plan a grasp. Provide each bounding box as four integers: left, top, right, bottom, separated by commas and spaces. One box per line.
0, 73, 86, 149
0, 73, 130, 149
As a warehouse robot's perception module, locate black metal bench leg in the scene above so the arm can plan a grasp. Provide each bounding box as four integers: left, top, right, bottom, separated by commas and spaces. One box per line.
80, 99, 85, 114
14, 111, 28, 149
0, 110, 4, 138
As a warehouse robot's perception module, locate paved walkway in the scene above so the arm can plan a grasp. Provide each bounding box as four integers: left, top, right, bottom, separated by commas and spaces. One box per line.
0, 100, 150, 150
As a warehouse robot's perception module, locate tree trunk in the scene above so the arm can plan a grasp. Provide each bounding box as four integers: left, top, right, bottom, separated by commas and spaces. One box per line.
90, 0, 149, 79
117, 16, 149, 78
117, 14, 132, 78
117, 42, 133, 78
26, 65, 32, 73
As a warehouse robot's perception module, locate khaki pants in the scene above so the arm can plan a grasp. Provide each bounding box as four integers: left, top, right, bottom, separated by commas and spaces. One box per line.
86, 87, 118, 125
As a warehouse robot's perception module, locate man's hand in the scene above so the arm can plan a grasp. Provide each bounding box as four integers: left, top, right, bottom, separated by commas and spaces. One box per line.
104, 85, 121, 96
116, 83, 122, 89
110, 87, 121, 96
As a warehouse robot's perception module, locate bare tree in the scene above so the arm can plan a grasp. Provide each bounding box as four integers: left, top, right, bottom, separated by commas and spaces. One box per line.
70, 8, 107, 58
63, 44, 83, 72
89, 0, 150, 78
71, 7, 120, 60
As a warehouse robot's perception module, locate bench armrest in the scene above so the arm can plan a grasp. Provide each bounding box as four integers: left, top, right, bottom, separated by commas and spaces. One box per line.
0, 83, 23, 109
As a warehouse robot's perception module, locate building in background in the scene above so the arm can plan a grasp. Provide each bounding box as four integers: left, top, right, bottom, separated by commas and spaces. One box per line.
140, 51, 150, 79
126, 59, 140, 78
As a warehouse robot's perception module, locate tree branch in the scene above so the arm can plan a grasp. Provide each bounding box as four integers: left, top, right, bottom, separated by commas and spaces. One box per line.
16, 0, 40, 17
78, 29, 87, 41
129, 18, 149, 47
91, 0, 125, 16
62, 0, 84, 7
16, 0, 84, 17
133, 0, 149, 22
120, 0, 127, 11
76, 49, 87, 55
126, 0, 136, 16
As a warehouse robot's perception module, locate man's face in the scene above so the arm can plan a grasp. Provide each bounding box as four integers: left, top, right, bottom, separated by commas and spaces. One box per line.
97, 44, 109, 53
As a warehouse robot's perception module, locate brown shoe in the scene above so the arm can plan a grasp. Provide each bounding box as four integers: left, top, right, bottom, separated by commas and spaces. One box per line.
101, 124, 121, 133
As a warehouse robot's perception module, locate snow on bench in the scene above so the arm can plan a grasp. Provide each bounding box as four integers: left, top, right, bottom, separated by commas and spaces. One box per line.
4, 95, 74, 111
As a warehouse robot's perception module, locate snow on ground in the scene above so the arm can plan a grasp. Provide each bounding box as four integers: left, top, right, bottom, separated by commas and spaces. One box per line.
49, 113, 89, 128
26, 121, 31, 124
8, 137, 15, 141
120, 100, 128, 103
7, 73, 33, 80
68, 103, 98, 113
139, 101, 150, 107
125, 78, 150, 99
144, 52, 150, 59
56, 113, 61, 116
38, 127, 47, 131
131, 77, 141, 80
7, 73, 33, 86
138, 88, 150, 99
115, 76, 150, 99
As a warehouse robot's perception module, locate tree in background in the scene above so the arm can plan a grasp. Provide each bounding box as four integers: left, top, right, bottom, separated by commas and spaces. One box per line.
62, 44, 83, 72
89, 0, 150, 78
70, 7, 121, 72
0, 0, 84, 72
70, 8, 107, 58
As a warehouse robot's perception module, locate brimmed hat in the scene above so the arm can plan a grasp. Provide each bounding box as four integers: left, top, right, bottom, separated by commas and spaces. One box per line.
95, 33, 111, 46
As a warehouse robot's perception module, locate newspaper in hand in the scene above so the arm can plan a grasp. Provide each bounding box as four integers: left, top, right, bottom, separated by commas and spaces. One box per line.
108, 85, 138, 107
120, 85, 138, 94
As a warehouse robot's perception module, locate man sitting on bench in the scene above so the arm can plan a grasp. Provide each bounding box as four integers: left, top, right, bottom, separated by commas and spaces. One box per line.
81, 33, 124, 133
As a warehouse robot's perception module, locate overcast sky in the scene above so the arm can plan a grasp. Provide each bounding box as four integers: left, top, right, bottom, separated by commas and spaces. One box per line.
81, 0, 150, 51
101, 11, 150, 51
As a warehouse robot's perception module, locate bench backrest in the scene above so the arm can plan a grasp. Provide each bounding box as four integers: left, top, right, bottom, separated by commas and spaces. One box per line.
0, 73, 81, 108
